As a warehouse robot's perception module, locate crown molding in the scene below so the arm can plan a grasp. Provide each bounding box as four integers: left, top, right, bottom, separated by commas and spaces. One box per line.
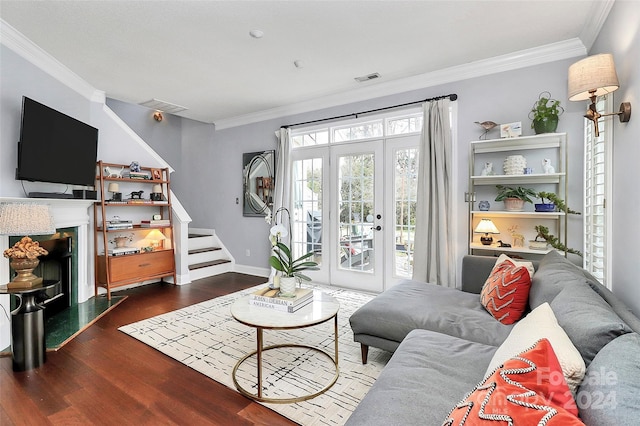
214, 38, 587, 130
579, 0, 615, 51
0, 19, 102, 102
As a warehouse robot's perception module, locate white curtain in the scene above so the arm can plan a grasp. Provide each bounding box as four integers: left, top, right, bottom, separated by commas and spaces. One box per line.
269, 127, 291, 282
412, 99, 456, 287
274, 127, 291, 218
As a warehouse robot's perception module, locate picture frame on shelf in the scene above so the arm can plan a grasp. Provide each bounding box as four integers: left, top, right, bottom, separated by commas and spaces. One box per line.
500, 121, 522, 138
151, 168, 162, 180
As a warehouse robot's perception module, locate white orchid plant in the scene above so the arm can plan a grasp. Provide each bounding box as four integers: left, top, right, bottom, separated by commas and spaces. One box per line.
266, 207, 318, 280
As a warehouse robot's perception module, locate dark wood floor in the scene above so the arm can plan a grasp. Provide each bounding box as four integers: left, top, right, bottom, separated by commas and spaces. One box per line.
0, 273, 298, 425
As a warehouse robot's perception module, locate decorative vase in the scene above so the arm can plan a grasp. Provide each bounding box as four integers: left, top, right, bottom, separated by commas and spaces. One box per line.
503, 155, 527, 175
478, 200, 490, 211
114, 237, 128, 248
535, 203, 556, 212
533, 116, 559, 134
8, 257, 42, 288
279, 276, 297, 298
503, 198, 525, 212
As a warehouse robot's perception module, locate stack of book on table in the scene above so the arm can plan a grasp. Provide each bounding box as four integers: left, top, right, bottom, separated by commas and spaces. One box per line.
140, 219, 170, 228
122, 170, 151, 180
249, 287, 314, 313
106, 247, 140, 256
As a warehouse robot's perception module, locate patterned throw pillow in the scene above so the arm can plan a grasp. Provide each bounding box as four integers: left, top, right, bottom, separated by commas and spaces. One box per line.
443, 339, 584, 425
480, 258, 532, 324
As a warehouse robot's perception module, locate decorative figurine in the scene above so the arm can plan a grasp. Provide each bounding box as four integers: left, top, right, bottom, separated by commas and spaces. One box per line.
130, 161, 141, 172
478, 200, 491, 211
104, 166, 124, 178
480, 162, 494, 176
475, 121, 498, 140
129, 190, 144, 199
542, 158, 555, 174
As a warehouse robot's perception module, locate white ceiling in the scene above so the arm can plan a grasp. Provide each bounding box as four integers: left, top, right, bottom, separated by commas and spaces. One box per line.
0, 1, 612, 128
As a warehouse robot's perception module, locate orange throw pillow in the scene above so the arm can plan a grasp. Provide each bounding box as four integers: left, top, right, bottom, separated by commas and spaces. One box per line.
443, 339, 584, 425
480, 259, 532, 324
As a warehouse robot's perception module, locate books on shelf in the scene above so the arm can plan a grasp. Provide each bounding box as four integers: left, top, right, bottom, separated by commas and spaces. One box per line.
122, 171, 151, 180
106, 220, 133, 230
106, 247, 140, 256
140, 219, 170, 227
248, 287, 314, 312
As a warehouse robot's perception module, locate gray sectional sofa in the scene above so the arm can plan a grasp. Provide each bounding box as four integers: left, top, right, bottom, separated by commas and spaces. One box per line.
346, 251, 640, 425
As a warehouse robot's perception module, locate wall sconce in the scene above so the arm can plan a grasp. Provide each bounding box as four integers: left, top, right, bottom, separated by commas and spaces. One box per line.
568, 53, 631, 137
474, 219, 500, 246
153, 111, 163, 122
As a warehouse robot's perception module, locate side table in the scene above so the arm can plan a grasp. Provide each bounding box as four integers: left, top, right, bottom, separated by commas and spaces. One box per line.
0, 280, 60, 371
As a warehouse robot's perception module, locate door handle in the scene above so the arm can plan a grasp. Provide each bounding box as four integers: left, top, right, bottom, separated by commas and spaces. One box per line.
370, 225, 382, 231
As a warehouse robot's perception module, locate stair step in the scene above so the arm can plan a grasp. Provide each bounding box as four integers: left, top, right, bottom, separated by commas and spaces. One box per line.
188, 247, 221, 255
188, 233, 211, 238
189, 259, 231, 270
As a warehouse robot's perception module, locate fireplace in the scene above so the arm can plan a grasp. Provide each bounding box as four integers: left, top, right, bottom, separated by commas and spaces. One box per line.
36, 236, 73, 319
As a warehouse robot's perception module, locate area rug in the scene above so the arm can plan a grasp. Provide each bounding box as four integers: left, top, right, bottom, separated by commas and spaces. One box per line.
119, 284, 390, 425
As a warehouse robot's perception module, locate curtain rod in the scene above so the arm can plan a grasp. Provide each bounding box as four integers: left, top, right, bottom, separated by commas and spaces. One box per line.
282, 93, 458, 129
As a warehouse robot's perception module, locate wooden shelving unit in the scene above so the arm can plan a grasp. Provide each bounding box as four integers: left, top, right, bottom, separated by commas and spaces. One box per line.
93, 161, 176, 300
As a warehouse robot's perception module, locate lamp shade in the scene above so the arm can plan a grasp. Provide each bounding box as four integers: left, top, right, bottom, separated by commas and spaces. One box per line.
474, 219, 499, 234
568, 53, 619, 101
0, 202, 56, 236
152, 184, 162, 194
108, 183, 120, 193
145, 229, 166, 241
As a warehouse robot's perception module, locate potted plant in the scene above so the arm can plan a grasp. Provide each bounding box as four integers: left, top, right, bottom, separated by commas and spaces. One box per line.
528, 91, 564, 134
268, 207, 319, 297
535, 191, 581, 214
533, 225, 582, 256
495, 185, 536, 212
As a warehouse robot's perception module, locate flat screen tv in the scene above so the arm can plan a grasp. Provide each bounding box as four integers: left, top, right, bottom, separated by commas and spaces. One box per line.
16, 96, 98, 187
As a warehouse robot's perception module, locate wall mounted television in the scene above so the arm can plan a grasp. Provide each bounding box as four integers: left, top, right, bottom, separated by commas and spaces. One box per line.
16, 96, 98, 189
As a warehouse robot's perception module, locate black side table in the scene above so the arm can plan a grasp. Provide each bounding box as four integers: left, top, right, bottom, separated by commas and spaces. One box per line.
0, 280, 60, 371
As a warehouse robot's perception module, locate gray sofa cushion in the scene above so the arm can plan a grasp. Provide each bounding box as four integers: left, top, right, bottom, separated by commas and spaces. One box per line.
529, 250, 594, 309
577, 333, 640, 425
345, 329, 497, 426
350, 279, 513, 348
551, 284, 632, 366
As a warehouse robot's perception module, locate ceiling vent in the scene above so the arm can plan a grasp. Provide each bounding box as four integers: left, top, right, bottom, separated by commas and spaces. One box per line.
355, 73, 381, 83
139, 98, 188, 114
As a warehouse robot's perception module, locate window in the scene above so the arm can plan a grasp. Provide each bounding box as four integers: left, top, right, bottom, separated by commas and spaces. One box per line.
583, 95, 612, 288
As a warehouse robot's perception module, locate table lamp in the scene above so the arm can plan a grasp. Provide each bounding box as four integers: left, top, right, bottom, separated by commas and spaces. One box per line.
0, 202, 56, 288
474, 219, 499, 245
145, 229, 166, 251
108, 183, 122, 201
150, 184, 163, 201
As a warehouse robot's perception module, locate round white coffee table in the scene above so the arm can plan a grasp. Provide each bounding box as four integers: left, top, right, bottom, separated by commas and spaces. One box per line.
230, 289, 340, 403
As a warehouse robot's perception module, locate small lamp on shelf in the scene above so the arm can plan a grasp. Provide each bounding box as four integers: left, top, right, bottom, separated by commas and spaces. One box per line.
108, 183, 122, 201
0, 202, 56, 288
145, 229, 166, 251
474, 219, 500, 246
150, 184, 163, 202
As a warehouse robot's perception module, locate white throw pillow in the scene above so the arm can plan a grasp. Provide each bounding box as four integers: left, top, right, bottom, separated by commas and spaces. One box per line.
493, 253, 535, 279
485, 302, 585, 393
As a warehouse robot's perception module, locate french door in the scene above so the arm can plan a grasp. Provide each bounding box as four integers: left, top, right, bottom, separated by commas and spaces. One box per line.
291, 136, 419, 293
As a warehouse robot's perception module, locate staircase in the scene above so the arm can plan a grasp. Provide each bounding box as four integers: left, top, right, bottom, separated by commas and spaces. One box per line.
187, 231, 233, 281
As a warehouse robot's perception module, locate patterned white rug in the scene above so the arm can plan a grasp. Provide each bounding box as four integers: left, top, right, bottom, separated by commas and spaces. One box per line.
119, 284, 391, 425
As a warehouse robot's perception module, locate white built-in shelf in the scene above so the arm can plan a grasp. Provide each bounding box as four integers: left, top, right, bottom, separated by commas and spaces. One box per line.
471, 210, 565, 218
471, 173, 565, 185
470, 133, 565, 153
469, 242, 553, 255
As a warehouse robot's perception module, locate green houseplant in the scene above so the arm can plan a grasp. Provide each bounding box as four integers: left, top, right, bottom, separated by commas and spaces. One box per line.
535, 191, 581, 215
529, 91, 564, 134
495, 185, 536, 212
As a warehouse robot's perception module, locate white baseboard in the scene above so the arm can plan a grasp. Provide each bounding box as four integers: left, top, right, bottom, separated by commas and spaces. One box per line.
234, 264, 270, 278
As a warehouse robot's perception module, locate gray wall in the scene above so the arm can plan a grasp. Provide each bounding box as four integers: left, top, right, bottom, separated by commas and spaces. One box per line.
590, 0, 640, 315
108, 59, 587, 275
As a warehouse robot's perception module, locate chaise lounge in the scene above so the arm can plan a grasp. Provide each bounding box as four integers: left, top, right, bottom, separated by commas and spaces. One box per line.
347, 251, 640, 425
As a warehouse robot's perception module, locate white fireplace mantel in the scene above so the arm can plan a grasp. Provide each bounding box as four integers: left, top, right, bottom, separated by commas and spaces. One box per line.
0, 197, 95, 349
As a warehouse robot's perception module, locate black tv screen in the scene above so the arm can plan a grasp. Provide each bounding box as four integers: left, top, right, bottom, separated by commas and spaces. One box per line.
17, 96, 98, 187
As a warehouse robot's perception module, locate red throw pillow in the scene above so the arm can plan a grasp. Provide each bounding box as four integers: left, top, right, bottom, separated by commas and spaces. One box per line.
443, 339, 583, 425
480, 259, 532, 324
